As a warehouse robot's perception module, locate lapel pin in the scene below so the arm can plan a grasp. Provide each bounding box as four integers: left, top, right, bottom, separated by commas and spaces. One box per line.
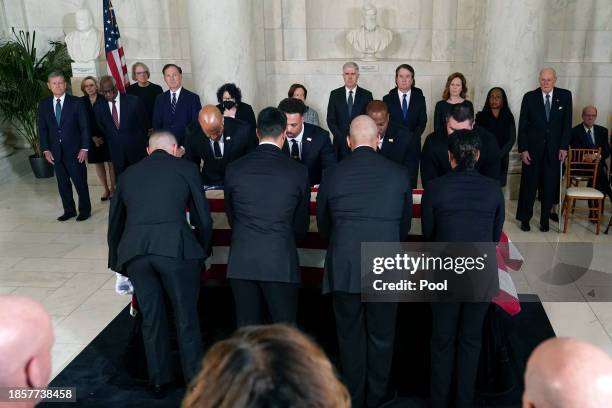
306, 137, 312, 142
558, 106, 563, 110
388, 138, 394, 143
226, 136, 231, 140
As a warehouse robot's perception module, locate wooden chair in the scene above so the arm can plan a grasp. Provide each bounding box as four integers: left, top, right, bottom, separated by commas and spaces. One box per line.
562, 148, 604, 234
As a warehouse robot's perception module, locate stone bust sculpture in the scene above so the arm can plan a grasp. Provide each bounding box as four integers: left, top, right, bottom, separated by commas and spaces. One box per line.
346, 3, 393, 61
65, 8, 101, 63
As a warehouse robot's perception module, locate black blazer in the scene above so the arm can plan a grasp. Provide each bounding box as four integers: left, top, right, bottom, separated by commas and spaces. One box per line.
38, 94, 90, 159
152, 88, 202, 146
108, 150, 213, 275
326, 86, 374, 160
184, 117, 255, 185
379, 121, 420, 187
94, 93, 149, 173
433, 100, 475, 134
317, 147, 412, 294
383, 87, 428, 140
420, 126, 501, 189
281, 123, 337, 186
421, 169, 504, 242
517, 87, 572, 158
224, 144, 310, 283
216, 102, 257, 129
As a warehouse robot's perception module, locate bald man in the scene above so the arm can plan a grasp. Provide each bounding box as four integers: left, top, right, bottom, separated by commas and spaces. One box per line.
366, 99, 420, 187
516, 68, 573, 232
183, 105, 254, 186
523, 337, 612, 407
108, 130, 212, 397
0, 296, 53, 408
317, 115, 412, 408
570, 105, 612, 203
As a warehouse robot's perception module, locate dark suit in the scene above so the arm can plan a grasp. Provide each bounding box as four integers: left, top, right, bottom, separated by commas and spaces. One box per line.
421, 169, 504, 408
108, 150, 212, 385
570, 124, 612, 200
317, 146, 412, 408
379, 121, 420, 187
38, 94, 91, 215
420, 127, 501, 189
281, 123, 337, 186
224, 143, 310, 326
516, 87, 572, 226
94, 93, 149, 177
184, 117, 255, 185
326, 86, 373, 160
152, 88, 201, 146
383, 87, 427, 140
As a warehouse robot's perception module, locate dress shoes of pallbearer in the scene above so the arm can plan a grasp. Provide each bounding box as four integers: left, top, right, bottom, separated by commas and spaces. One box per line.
57, 212, 76, 222
520, 221, 531, 232
539, 224, 549, 232
549, 212, 559, 223
76, 213, 90, 221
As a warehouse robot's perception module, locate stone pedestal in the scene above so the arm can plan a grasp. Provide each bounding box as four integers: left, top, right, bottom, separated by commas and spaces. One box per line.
186, 0, 258, 107
71, 61, 98, 97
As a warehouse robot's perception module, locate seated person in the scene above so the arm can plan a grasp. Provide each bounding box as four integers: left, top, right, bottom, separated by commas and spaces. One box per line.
184, 105, 255, 186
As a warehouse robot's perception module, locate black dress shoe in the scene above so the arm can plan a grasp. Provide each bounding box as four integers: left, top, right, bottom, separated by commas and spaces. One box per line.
57, 212, 76, 222
539, 224, 550, 232
76, 213, 91, 222
149, 384, 168, 399
549, 213, 559, 222
520, 222, 531, 232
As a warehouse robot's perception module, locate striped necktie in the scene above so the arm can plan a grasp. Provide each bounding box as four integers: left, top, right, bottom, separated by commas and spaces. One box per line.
171, 92, 177, 115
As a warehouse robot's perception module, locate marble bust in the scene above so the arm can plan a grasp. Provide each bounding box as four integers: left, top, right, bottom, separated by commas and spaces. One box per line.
65, 8, 101, 63
346, 3, 393, 61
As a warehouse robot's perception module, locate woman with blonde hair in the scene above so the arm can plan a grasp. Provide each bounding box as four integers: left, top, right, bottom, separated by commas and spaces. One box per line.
433, 72, 474, 133
183, 324, 350, 408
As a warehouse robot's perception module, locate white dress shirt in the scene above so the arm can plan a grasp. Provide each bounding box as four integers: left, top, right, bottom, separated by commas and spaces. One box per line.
107, 92, 121, 123
584, 125, 596, 145
170, 87, 182, 102
54, 93, 66, 111
345, 86, 358, 103
397, 88, 411, 109
287, 126, 305, 159
209, 135, 225, 157
542, 89, 554, 105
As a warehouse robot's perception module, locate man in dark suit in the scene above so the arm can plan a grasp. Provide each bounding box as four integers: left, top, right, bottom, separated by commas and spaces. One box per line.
184, 105, 254, 186
516, 68, 572, 232
366, 100, 420, 186
95, 76, 149, 177
38, 71, 91, 221
382, 64, 427, 148
421, 101, 501, 189
326, 61, 374, 160
108, 131, 212, 397
570, 105, 612, 201
152, 64, 202, 150
317, 115, 412, 408
224, 107, 310, 326
421, 129, 504, 408
277, 97, 337, 186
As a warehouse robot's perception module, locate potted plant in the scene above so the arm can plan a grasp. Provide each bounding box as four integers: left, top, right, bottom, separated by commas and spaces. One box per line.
0, 29, 73, 178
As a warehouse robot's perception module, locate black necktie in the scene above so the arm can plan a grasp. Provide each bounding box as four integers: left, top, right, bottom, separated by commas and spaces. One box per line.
55, 98, 62, 125
347, 90, 354, 117
402, 93, 408, 120
171, 92, 177, 115
213, 140, 222, 159
587, 129, 595, 147
290, 139, 300, 160
544, 94, 551, 121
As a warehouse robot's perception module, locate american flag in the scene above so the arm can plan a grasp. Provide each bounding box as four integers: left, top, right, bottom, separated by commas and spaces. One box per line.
103, 0, 129, 93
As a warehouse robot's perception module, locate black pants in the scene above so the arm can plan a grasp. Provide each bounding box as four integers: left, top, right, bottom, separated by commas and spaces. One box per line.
229, 279, 299, 326
127, 255, 203, 385
430, 302, 489, 408
516, 149, 561, 226
333, 292, 397, 408
54, 148, 91, 215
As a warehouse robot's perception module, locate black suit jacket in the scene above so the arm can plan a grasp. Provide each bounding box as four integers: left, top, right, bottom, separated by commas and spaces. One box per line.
281, 123, 337, 186
379, 121, 420, 187
317, 147, 412, 294
224, 144, 310, 283
38, 94, 90, 159
571, 124, 610, 175
421, 169, 504, 242
184, 117, 255, 185
420, 126, 501, 189
383, 87, 428, 140
326, 86, 373, 160
108, 150, 213, 275
517, 87, 572, 158
94, 93, 149, 173
152, 88, 202, 146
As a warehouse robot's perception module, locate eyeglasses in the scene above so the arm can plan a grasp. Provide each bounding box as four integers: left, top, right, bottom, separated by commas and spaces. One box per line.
135, 71, 147, 76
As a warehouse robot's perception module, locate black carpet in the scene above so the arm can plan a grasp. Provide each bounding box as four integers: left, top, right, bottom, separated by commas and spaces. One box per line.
42, 289, 554, 408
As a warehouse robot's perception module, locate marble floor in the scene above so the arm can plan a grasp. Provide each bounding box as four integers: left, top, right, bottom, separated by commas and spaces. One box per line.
0, 150, 610, 382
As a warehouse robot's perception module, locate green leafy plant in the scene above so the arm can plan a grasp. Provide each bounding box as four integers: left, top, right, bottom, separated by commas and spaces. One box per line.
0, 29, 73, 156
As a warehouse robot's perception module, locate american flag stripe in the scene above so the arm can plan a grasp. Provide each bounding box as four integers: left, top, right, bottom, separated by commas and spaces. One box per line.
103, 0, 129, 93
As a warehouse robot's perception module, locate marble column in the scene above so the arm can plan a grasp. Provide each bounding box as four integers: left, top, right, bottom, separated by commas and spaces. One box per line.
473, 0, 547, 198
186, 0, 258, 108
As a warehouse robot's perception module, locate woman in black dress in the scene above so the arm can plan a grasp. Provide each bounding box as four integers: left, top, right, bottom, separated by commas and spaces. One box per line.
215, 83, 256, 129
81, 76, 115, 201
476, 87, 516, 187
433, 72, 473, 133
126, 62, 163, 130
